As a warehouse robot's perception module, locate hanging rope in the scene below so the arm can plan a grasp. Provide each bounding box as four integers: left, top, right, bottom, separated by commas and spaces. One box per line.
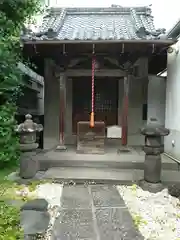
90, 47, 95, 128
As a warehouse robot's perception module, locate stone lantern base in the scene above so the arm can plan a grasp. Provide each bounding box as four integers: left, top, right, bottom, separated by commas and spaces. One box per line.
15, 114, 43, 179
140, 120, 170, 184
19, 143, 39, 179
144, 154, 162, 183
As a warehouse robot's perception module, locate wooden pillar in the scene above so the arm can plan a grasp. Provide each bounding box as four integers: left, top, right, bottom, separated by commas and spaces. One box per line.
121, 75, 129, 146
56, 73, 67, 151
65, 78, 73, 144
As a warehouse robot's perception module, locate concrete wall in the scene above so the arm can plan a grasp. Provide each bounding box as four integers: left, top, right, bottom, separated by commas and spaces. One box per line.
164, 39, 180, 159
147, 75, 166, 125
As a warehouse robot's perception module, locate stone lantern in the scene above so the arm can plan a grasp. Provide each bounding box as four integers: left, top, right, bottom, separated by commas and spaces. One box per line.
15, 114, 43, 179
140, 119, 170, 183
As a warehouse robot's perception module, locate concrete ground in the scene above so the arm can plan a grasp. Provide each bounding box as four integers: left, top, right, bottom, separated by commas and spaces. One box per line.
52, 185, 144, 239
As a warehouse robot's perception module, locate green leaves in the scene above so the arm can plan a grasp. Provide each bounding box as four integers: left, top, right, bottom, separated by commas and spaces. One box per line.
0, 202, 23, 240
0, 0, 45, 99
0, 103, 20, 168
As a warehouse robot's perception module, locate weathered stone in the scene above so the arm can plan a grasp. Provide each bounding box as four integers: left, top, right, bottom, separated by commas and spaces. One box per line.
138, 179, 164, 193
15, 114, 43, 144
52, 209, 95, 239
140, 121, 170, 183
21, 210, 50, 235
24, 233, 45, 239
168, 184, 180, 198
143, 145, 164, 155
6, 199, 24, 208
20, 143, 38, 152
34, 171, 46, 180
95, 208, 144, 240
91, 185, 125, 207
21, 199, 48, 211
77, 121, 105, 154
6, 171, 20, 181
15, 114, 43, 180
20, 152, 39, 179
61, 186, 91, 209
144, 154, 162, 183
24, 235, 35, 240
141, 122, 170, 136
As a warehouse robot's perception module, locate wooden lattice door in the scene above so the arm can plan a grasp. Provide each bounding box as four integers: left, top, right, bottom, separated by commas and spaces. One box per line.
72, 77, 118, 133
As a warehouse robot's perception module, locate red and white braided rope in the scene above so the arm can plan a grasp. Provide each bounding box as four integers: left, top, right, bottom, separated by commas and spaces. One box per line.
91, 56, 95, 113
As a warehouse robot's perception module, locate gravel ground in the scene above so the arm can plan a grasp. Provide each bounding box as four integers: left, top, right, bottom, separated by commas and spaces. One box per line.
35, 183, 63, 240
117, 185, 180, 240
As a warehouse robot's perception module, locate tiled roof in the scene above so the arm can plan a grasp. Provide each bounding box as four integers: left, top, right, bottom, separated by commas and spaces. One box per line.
22, 6, 168, 41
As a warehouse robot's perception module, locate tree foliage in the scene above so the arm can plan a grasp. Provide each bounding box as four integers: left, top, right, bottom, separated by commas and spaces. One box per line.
0, 0, 44, 167
0, 0, 44, 99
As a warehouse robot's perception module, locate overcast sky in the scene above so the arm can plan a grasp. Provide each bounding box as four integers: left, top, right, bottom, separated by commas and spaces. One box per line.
48, 0, 180, 32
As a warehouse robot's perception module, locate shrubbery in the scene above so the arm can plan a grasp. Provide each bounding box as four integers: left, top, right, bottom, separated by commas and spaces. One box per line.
0, 0, 43, 167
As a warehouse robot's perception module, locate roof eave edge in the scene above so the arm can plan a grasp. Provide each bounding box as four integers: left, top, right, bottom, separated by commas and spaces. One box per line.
22, 39, 176, 45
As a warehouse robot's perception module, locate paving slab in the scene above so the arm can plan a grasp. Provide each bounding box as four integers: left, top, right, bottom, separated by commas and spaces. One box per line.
61, 185, 92, 209
52, 209, 96, 240
21, 210, 50, 235
95, 207, 144, 240
21, 198, 48, 211
90, 185, 126, 208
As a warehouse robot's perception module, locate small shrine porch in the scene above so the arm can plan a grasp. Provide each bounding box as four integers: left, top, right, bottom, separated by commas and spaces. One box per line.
22, 6, 176, 153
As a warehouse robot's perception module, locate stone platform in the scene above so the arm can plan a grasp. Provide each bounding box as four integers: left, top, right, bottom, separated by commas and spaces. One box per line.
43, 168, 180, 185
35, 146, 179, 171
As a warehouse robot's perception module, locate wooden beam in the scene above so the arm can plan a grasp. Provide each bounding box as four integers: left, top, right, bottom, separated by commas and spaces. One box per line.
121, 74, 130, 146
68, 57, 87, 67
104, 57, 120, 67
66, 69, 125, 77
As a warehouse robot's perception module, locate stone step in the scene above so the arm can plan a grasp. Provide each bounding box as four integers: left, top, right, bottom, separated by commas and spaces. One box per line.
38, 154, 178, 171
43, 167, 180, 185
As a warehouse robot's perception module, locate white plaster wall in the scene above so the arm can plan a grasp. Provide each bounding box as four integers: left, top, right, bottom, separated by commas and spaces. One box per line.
147, 75, 166, 125
164, 39, 180, 159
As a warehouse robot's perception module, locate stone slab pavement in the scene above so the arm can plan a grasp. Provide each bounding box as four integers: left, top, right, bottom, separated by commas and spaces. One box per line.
52, 185, 144, 240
